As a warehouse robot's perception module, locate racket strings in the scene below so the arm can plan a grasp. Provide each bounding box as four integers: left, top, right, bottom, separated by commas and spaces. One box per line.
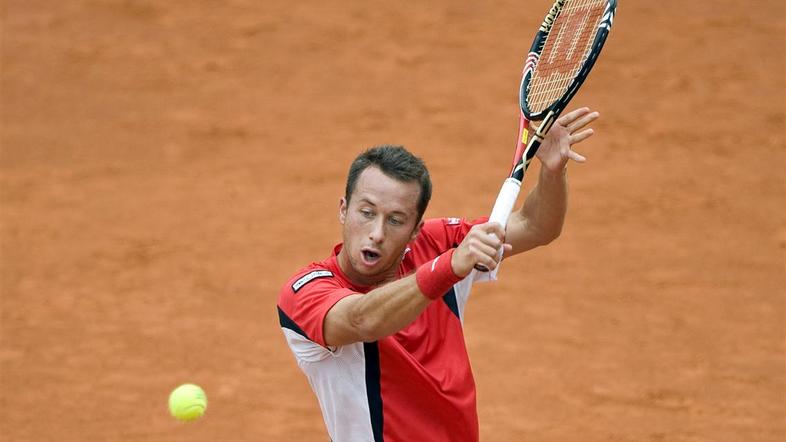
528, 0, 606, 113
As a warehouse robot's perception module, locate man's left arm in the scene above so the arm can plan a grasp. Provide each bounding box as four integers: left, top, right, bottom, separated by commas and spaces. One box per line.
504, 107, 600, 257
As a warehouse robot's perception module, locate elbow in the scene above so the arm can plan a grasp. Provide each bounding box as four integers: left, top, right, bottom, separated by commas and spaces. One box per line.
545, 226, 563, 244
533, 225, 563, 247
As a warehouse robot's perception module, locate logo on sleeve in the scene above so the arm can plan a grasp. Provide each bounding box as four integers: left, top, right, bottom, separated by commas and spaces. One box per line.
292, 270, 333, 292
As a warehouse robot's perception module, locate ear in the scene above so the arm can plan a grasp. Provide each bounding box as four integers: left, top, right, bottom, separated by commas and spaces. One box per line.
410, 219, 424, 241
339, 197, 347, 224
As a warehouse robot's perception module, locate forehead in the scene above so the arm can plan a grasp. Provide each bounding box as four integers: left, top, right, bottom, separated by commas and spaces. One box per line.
350, 167, 420, 215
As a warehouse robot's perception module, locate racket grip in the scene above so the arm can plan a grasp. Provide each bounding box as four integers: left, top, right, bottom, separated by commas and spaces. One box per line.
474, 178, 522, 272
488, 178, 522, 228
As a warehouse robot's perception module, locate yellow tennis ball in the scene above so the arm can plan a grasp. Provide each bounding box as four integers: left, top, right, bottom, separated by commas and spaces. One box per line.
168, 383, 207, 421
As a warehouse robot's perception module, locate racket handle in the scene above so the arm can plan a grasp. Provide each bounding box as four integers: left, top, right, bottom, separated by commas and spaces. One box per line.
474, 178, 522, 272
488, 178, 522, 227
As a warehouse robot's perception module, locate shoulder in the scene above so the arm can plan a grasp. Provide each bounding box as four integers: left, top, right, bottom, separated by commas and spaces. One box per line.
416, 216, 489, 248
279, 263, 344, 302
277, 260, 356, 347
402, 217, 486, 267
288, 268, 337, 293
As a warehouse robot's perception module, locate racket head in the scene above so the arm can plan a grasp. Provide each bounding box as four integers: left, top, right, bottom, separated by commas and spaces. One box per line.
520, 0, 617, 121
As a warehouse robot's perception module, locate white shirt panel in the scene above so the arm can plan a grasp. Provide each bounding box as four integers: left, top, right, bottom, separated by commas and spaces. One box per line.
282, 329, 375, 442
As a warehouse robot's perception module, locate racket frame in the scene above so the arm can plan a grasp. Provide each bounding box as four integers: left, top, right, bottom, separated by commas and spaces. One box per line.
477, 0, 616, 271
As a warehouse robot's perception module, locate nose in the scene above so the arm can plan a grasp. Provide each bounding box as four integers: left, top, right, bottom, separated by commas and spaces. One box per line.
368, 218, 385, 244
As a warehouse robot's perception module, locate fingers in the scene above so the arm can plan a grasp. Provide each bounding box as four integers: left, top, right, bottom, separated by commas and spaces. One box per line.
556, 107, 591, 126
469, 243, 502, 270
567, 111, 599, 133
471, 239, 501, 258
570, 127, 594, 143
557, 108, 599, 134
455, 223, 509, 274
476, 221, 506, 242
567, 149, 586, 163
562, 109, 597, 164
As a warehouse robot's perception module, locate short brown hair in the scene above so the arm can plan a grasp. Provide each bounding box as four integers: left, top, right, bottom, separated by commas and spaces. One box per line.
345, 145, 432, 221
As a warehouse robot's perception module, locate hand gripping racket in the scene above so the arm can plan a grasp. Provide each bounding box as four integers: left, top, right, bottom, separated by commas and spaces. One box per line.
476, 0, 617, 271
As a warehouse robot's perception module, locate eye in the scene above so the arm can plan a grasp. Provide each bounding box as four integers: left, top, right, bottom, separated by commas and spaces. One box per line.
360, 208, 374, 219
388, 217, 403, 226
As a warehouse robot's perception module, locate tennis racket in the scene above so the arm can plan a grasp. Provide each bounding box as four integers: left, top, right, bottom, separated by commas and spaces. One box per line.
476, 0, 617, 271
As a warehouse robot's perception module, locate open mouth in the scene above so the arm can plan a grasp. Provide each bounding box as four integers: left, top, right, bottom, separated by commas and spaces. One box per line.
361, 248, 381, 265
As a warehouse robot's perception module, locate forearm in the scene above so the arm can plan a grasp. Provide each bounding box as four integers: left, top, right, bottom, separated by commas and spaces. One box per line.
325, 248, 470, 346
526, 166, 569, 238
506, 166, 568, 255
324, 276, 430, 346
347, 275, 431, 342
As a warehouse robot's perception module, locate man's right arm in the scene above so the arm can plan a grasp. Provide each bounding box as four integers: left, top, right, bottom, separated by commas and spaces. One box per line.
323, 275, 430, 346
323, 222, 510, 347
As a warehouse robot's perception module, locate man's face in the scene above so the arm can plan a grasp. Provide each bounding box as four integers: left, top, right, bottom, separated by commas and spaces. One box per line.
339, 166, 423, 286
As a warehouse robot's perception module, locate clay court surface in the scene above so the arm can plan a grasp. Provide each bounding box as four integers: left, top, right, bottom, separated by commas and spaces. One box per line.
1, 1, 784, 440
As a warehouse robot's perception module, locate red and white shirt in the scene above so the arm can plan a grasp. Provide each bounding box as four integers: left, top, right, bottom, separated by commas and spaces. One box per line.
277, 217, 495, 442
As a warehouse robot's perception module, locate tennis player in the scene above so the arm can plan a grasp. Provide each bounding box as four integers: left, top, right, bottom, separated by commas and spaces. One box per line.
277, 107, 598, 441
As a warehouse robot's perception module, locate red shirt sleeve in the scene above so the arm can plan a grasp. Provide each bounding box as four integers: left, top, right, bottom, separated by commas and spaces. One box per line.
277, 270, 356, 347
417, 217, 489, 251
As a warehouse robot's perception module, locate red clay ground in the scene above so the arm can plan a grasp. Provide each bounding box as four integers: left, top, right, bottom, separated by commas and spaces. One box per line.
1, 1, 784, 440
